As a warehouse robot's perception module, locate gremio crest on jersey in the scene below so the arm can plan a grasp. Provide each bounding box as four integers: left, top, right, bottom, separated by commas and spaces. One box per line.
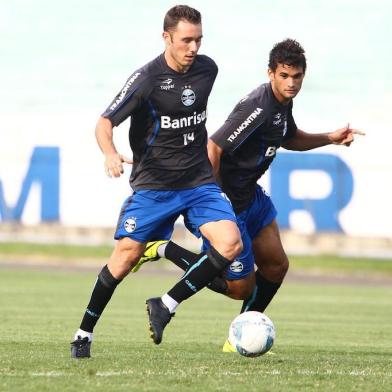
181, 87, 196, 106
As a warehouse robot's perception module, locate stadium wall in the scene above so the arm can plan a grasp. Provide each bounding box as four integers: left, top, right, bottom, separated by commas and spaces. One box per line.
1, 1, 391, 245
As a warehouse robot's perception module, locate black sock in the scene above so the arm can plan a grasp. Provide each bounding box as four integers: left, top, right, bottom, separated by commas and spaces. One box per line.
165, 241, 228, 295
240, 270, 282, 313
167, 246, 231, 304
165, 241, 200, 271
80, 265, 122, 333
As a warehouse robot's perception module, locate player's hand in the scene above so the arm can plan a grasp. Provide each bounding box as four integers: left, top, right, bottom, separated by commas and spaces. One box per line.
104, 153, 133, 178
328, 124, 365, 147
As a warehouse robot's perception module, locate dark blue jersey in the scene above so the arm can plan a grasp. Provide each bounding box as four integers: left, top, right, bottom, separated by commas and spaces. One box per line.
211, 82, 297, 213
102, 53, 218, 190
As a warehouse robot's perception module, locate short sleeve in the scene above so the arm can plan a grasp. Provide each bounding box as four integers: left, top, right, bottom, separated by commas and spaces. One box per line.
101, 71, 151, 127
211, 96, 265, 153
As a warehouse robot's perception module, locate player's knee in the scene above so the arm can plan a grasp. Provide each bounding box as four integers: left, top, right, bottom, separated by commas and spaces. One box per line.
232, 238, 243, 259
214, 236, 243, 261
226, 280, 254, 300
282, 257, 289, 274
275, 256, 289, 279
262, 256, 289, 282
109, 244, 143, 278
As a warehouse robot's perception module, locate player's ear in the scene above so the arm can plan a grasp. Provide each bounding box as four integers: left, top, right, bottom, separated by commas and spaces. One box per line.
267, 68, 274, 82
163, 31, 171, 46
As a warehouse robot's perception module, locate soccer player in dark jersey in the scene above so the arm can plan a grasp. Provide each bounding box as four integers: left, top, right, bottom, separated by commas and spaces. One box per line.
70, 5, 242, 358
133, 38, 364, 352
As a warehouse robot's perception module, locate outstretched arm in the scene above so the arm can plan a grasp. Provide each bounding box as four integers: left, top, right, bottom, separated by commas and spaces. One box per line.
95, 116, 133, 178
282, 124, 365, 151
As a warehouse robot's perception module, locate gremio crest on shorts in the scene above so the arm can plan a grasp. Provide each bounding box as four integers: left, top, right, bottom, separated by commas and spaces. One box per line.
181, 88, 196, 106
230, 259, 244, 273
124, 217, 137, 233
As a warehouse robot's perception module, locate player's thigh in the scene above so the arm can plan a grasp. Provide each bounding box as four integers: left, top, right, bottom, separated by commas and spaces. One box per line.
111, 190, 181, 277
114, 190, 179, 243
184, 184, 242, 258
252, 219, 288, 276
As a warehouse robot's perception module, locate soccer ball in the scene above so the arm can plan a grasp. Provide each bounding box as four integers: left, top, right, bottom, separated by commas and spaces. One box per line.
228, 311, 275, 357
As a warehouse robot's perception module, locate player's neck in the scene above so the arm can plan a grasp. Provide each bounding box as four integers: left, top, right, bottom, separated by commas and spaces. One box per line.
164, 51, 190, 74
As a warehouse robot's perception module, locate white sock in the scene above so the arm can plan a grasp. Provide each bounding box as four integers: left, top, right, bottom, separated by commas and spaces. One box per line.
74, 329, 93, 342
157, 242, 168, 258
161, 293, 178, 314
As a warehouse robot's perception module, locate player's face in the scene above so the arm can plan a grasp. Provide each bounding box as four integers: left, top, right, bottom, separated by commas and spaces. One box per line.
268, 63, 305, 104
163, 20, 202, 73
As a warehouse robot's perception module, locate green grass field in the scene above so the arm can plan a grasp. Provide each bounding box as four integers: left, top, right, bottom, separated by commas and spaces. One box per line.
1, 265, 391, 391
2, 241, 392, 276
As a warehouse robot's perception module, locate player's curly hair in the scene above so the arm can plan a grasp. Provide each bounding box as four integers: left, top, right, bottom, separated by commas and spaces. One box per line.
268, 39, 307, 73
164, 5, 201, 32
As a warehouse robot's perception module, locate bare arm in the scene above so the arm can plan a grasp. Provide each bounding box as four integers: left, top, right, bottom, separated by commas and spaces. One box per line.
282, 124, 365, 151
207, 139, 223, 179
95, 116, 132, 178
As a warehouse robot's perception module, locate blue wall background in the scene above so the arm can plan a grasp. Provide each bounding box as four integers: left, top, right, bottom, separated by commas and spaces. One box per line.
0, 1, 390, 236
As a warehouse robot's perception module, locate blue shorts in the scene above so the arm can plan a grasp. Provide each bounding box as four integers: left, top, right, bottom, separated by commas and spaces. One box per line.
203, 185, 277, 280
114, 183, 237, 243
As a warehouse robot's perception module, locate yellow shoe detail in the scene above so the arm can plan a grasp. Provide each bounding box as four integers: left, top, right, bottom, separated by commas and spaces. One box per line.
222, 339, 237, 353
131, 240, 168, 273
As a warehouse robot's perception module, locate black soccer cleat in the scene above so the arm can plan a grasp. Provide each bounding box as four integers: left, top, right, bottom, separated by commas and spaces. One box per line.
71, 336, 91, 358
207, 275, 228, 295
146, 297, 173, 345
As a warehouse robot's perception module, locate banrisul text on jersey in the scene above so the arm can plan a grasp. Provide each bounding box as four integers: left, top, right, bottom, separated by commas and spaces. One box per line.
101, 54, 218, 191
161, 111, 207, 129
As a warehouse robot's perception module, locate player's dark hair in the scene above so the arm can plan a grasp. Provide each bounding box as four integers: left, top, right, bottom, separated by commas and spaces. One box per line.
164, 5, 201, 32
268, 39, 307, 73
